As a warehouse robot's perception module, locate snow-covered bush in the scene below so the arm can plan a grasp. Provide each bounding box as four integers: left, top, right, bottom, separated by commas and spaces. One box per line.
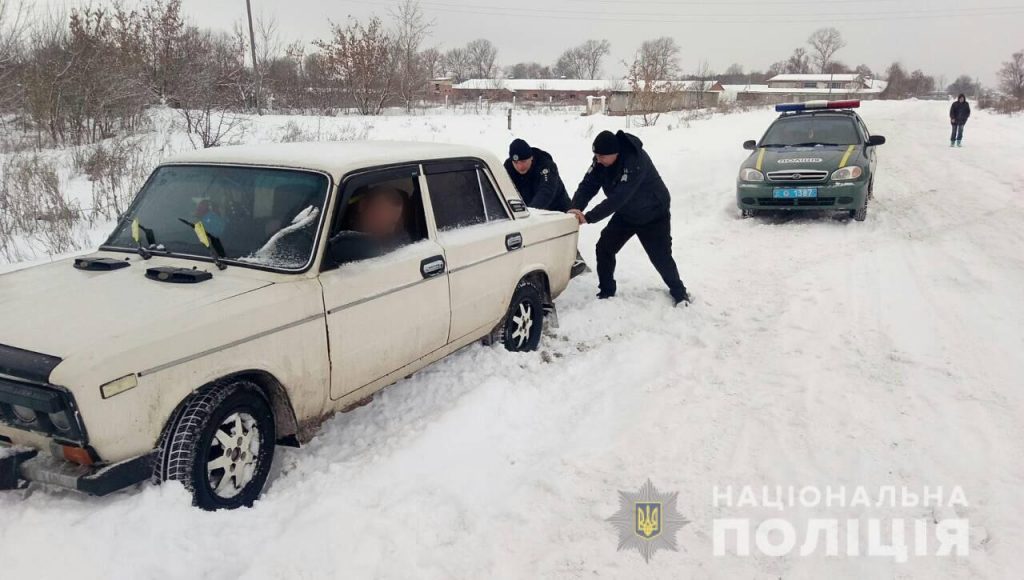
275, 119, 371, 143
74, 135, 175, 220
0, 154, 87, 261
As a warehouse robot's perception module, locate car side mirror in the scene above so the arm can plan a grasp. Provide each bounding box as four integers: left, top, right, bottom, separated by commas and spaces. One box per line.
326, 230, 380, 266
867, 135, 886, 146
743, 140, 757, 151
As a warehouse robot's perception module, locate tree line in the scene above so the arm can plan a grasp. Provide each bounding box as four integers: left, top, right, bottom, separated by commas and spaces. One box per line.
2, 0, 1022, 150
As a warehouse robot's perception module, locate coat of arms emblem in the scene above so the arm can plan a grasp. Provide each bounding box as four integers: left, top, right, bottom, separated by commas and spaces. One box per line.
607, 479, 688, 562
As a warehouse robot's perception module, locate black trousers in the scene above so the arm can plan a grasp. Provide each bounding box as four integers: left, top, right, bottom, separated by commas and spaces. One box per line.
595, 212, 686, 299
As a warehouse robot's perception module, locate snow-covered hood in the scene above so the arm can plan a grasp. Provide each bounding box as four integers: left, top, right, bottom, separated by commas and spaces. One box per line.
0, 252, 274, 362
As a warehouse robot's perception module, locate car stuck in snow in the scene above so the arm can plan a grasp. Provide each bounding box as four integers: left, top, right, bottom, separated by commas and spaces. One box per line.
0, 141, 580, 509
737, 100, 887, 221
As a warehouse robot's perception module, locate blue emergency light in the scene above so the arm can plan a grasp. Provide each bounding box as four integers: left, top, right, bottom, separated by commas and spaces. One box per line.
775, 100, 861, 112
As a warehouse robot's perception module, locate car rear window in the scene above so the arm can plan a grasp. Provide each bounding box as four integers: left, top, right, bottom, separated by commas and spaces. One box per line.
426, 168, 509, 231
761, 115, 861, 147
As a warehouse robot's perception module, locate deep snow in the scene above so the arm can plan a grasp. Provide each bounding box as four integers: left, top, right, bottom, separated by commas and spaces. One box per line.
1, 101, 1023, 579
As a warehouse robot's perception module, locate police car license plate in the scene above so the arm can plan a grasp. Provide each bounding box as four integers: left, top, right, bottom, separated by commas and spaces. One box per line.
773, 187, 818, 199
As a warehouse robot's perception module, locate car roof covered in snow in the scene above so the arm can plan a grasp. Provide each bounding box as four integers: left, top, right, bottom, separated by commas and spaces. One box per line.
163, 141, 497, 180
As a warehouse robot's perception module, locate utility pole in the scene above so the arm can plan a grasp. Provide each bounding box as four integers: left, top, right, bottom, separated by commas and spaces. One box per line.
245, 0, 262, 115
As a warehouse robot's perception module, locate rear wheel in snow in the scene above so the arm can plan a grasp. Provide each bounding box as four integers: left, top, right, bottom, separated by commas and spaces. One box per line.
156, 381, 276, 510
502, 280, 545, 352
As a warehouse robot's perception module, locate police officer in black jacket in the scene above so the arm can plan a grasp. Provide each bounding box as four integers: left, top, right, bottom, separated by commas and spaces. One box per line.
569, 130, 689, 305
503, 139, 571, 211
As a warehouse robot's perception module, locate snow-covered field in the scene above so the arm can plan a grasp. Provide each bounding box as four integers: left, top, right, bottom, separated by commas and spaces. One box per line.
1, 101, 1023, 579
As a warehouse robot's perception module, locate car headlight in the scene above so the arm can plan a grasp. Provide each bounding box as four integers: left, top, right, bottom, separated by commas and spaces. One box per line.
831, 166, 863, 181
739, 168, 764, 182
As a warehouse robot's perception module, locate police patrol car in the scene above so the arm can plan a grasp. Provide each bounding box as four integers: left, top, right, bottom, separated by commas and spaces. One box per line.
736, 100, 886, 221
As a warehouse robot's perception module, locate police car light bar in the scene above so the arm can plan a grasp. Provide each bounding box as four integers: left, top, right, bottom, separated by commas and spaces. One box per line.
775, 100, 861, 112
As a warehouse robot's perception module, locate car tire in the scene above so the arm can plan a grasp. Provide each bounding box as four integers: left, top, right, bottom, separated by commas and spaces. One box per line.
852, 203, 867, 222
867, 178, 875, 201
741, 209, 759, 219
157, 381, 276, 510
501, 279, 545, 352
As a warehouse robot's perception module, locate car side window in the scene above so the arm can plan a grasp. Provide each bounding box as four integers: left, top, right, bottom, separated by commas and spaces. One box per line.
426, 164, 509, 231
323, 169, 429, 269
478, 169, 510, 222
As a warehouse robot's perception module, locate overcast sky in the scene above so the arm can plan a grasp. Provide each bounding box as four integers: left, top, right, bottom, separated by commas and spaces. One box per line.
42, 0, 1024, 85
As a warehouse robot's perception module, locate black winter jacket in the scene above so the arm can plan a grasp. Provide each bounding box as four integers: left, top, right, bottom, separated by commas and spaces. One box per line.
950, 100, 971, 124
503, 148, 571, 212
571, 131, 671, 225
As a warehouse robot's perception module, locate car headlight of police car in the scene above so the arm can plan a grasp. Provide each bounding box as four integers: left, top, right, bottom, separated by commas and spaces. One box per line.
739, 168, 764, 182
831, 166, 864, 181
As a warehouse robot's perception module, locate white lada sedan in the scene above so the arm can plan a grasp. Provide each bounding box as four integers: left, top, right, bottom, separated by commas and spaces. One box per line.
0, 142, 580, 509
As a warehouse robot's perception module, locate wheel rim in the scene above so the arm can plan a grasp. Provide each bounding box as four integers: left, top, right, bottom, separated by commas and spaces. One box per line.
510, 301, 533, 349
206, 412, 260, 499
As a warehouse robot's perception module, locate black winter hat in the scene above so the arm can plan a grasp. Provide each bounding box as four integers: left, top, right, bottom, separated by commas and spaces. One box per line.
592, 130, 620, 155
509, 139, 533, 161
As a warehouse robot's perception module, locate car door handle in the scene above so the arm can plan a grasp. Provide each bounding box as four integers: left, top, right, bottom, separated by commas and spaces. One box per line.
420, 256, 446, 278
505, 232, 523, 251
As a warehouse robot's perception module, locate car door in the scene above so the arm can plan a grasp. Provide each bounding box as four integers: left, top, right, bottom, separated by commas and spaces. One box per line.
423, 159, 524, 343
857, 116, 878, 173
319, 164, 451, 400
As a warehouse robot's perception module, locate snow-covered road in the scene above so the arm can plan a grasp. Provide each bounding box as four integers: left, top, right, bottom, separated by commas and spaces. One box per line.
1, 101, 1022, 579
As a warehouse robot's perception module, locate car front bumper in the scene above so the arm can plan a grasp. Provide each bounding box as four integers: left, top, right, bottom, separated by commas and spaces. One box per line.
0, 443, 154, 495
737, 180, 869, 211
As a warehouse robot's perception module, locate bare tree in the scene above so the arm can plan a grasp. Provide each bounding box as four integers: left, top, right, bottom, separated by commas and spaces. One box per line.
625, 37, 681, 126
854, 64, 874, 78
505, 61, 552, 79
807, 27, 845, 74
420, 46, 443, 79
554, 39, 611, 79
785, 48, 811, 74
998, 50, 1024, 100
251, 13, 282, 109
947, 75, 978, 97
691, 59, 713, 109
173, 28, 249, 147
443, 47, 471, 82
0, 0, 28, 116
465, 38, 497, 78
391, 0, 432, 111
140, 0, 187, 102
315, 16, 397, 115
881, 62, 907, 98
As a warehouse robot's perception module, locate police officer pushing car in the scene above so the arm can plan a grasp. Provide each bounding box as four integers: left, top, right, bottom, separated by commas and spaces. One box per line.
503, 139, 571, 211
569, 130, 690, 306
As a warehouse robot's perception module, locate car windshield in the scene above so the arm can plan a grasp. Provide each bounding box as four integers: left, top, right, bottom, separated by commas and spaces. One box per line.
104, 165, 330, 270
760, 115, 861, 147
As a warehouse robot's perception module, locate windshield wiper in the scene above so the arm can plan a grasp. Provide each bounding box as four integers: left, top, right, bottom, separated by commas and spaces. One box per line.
178, 218, 228, 270
791, 142, 841, 147
131, 218, 156, 260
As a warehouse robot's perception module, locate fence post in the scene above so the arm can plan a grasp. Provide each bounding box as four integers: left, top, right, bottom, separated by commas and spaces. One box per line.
507, 108, 513, 130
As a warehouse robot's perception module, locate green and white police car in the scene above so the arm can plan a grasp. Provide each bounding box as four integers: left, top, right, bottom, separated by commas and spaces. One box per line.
737, 100, 886, 221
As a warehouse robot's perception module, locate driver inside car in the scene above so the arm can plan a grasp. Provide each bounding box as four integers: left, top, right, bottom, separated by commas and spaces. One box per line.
348, 185, 412, 251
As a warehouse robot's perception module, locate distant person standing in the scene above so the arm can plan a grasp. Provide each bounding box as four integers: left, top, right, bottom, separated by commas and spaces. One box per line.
569, 130, 690, 306
503, 139, 571, 211
950, 94, 971, 147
